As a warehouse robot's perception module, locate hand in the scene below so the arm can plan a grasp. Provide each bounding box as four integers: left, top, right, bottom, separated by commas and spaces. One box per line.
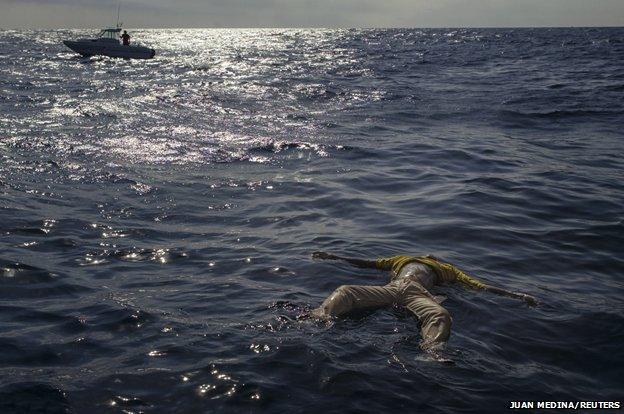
312, 251, 337, 260
522, 294, 539, 307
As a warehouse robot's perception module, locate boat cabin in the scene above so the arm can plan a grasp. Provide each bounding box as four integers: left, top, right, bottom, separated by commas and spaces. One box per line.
97, 28, 121, 42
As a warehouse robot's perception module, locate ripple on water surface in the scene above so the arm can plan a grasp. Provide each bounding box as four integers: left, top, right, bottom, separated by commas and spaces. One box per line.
1, 27, 623, 413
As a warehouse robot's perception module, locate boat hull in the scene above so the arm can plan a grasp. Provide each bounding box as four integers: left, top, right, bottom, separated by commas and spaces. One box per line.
63, 40, 155, 59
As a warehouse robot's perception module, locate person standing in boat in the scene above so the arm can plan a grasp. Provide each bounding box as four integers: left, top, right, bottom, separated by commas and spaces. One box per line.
121, 30, 131, 46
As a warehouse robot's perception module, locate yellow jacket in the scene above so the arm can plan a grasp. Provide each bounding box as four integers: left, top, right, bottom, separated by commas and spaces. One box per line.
375, 255, 487, 289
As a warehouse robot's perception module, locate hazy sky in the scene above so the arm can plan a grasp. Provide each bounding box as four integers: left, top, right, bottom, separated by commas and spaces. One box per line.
1, 0, 623, 29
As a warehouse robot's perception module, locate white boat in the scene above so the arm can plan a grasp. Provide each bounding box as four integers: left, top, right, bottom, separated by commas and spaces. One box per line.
63, 28, 156, 59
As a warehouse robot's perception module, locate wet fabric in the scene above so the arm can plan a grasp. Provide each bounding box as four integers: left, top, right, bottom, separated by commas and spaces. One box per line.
315, 265, 452, 349
315, 280, 451, 348
395, 262, 437, 289
376, 255, 487, 289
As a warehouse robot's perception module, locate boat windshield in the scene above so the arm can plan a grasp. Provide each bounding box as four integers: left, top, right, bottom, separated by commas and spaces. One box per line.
97, 28, 121, 39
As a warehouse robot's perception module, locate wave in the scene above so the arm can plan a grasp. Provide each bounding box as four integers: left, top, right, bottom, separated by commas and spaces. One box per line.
0, 383, 70, 414
497, 108, 623, 120
1, 27, 623, 413
0, 260, 91, 299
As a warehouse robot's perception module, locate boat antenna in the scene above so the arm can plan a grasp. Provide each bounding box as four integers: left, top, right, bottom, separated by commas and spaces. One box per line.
116, 2, 122, 28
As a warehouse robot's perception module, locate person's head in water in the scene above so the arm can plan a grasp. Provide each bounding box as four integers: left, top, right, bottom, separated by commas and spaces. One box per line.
123, 31, 128, 35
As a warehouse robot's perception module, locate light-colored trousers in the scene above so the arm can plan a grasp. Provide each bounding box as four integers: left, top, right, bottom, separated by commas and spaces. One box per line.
314, 278, 452, 349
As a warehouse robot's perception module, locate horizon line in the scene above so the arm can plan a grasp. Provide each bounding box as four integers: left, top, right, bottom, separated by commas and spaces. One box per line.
1, 25, 623, 30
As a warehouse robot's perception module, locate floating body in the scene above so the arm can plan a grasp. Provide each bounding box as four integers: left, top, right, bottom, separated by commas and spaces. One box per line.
63, 28, 155, 59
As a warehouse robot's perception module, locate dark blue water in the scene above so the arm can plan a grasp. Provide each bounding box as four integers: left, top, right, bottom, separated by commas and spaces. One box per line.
1, 27, 623, 413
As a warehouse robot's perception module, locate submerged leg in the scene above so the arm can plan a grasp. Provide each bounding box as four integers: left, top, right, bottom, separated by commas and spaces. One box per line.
400, 282, 452, 350
312, 284, 398, 318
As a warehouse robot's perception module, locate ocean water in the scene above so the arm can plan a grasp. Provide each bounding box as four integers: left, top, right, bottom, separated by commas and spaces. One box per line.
0, 27, 623, 413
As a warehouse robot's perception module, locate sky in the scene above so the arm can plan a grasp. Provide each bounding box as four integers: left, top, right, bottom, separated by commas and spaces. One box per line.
1, 0, 623, 29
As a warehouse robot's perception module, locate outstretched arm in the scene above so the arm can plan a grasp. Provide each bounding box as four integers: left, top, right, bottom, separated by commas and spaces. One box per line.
453, 267, 538, 306
483, 284, 539, 306
312, 251, 378, 269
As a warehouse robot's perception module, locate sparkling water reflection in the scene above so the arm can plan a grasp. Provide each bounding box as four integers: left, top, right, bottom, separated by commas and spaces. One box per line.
1, 27, 623, 413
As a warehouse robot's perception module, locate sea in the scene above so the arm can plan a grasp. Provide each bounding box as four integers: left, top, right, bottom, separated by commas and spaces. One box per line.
0, 27, 623, 413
